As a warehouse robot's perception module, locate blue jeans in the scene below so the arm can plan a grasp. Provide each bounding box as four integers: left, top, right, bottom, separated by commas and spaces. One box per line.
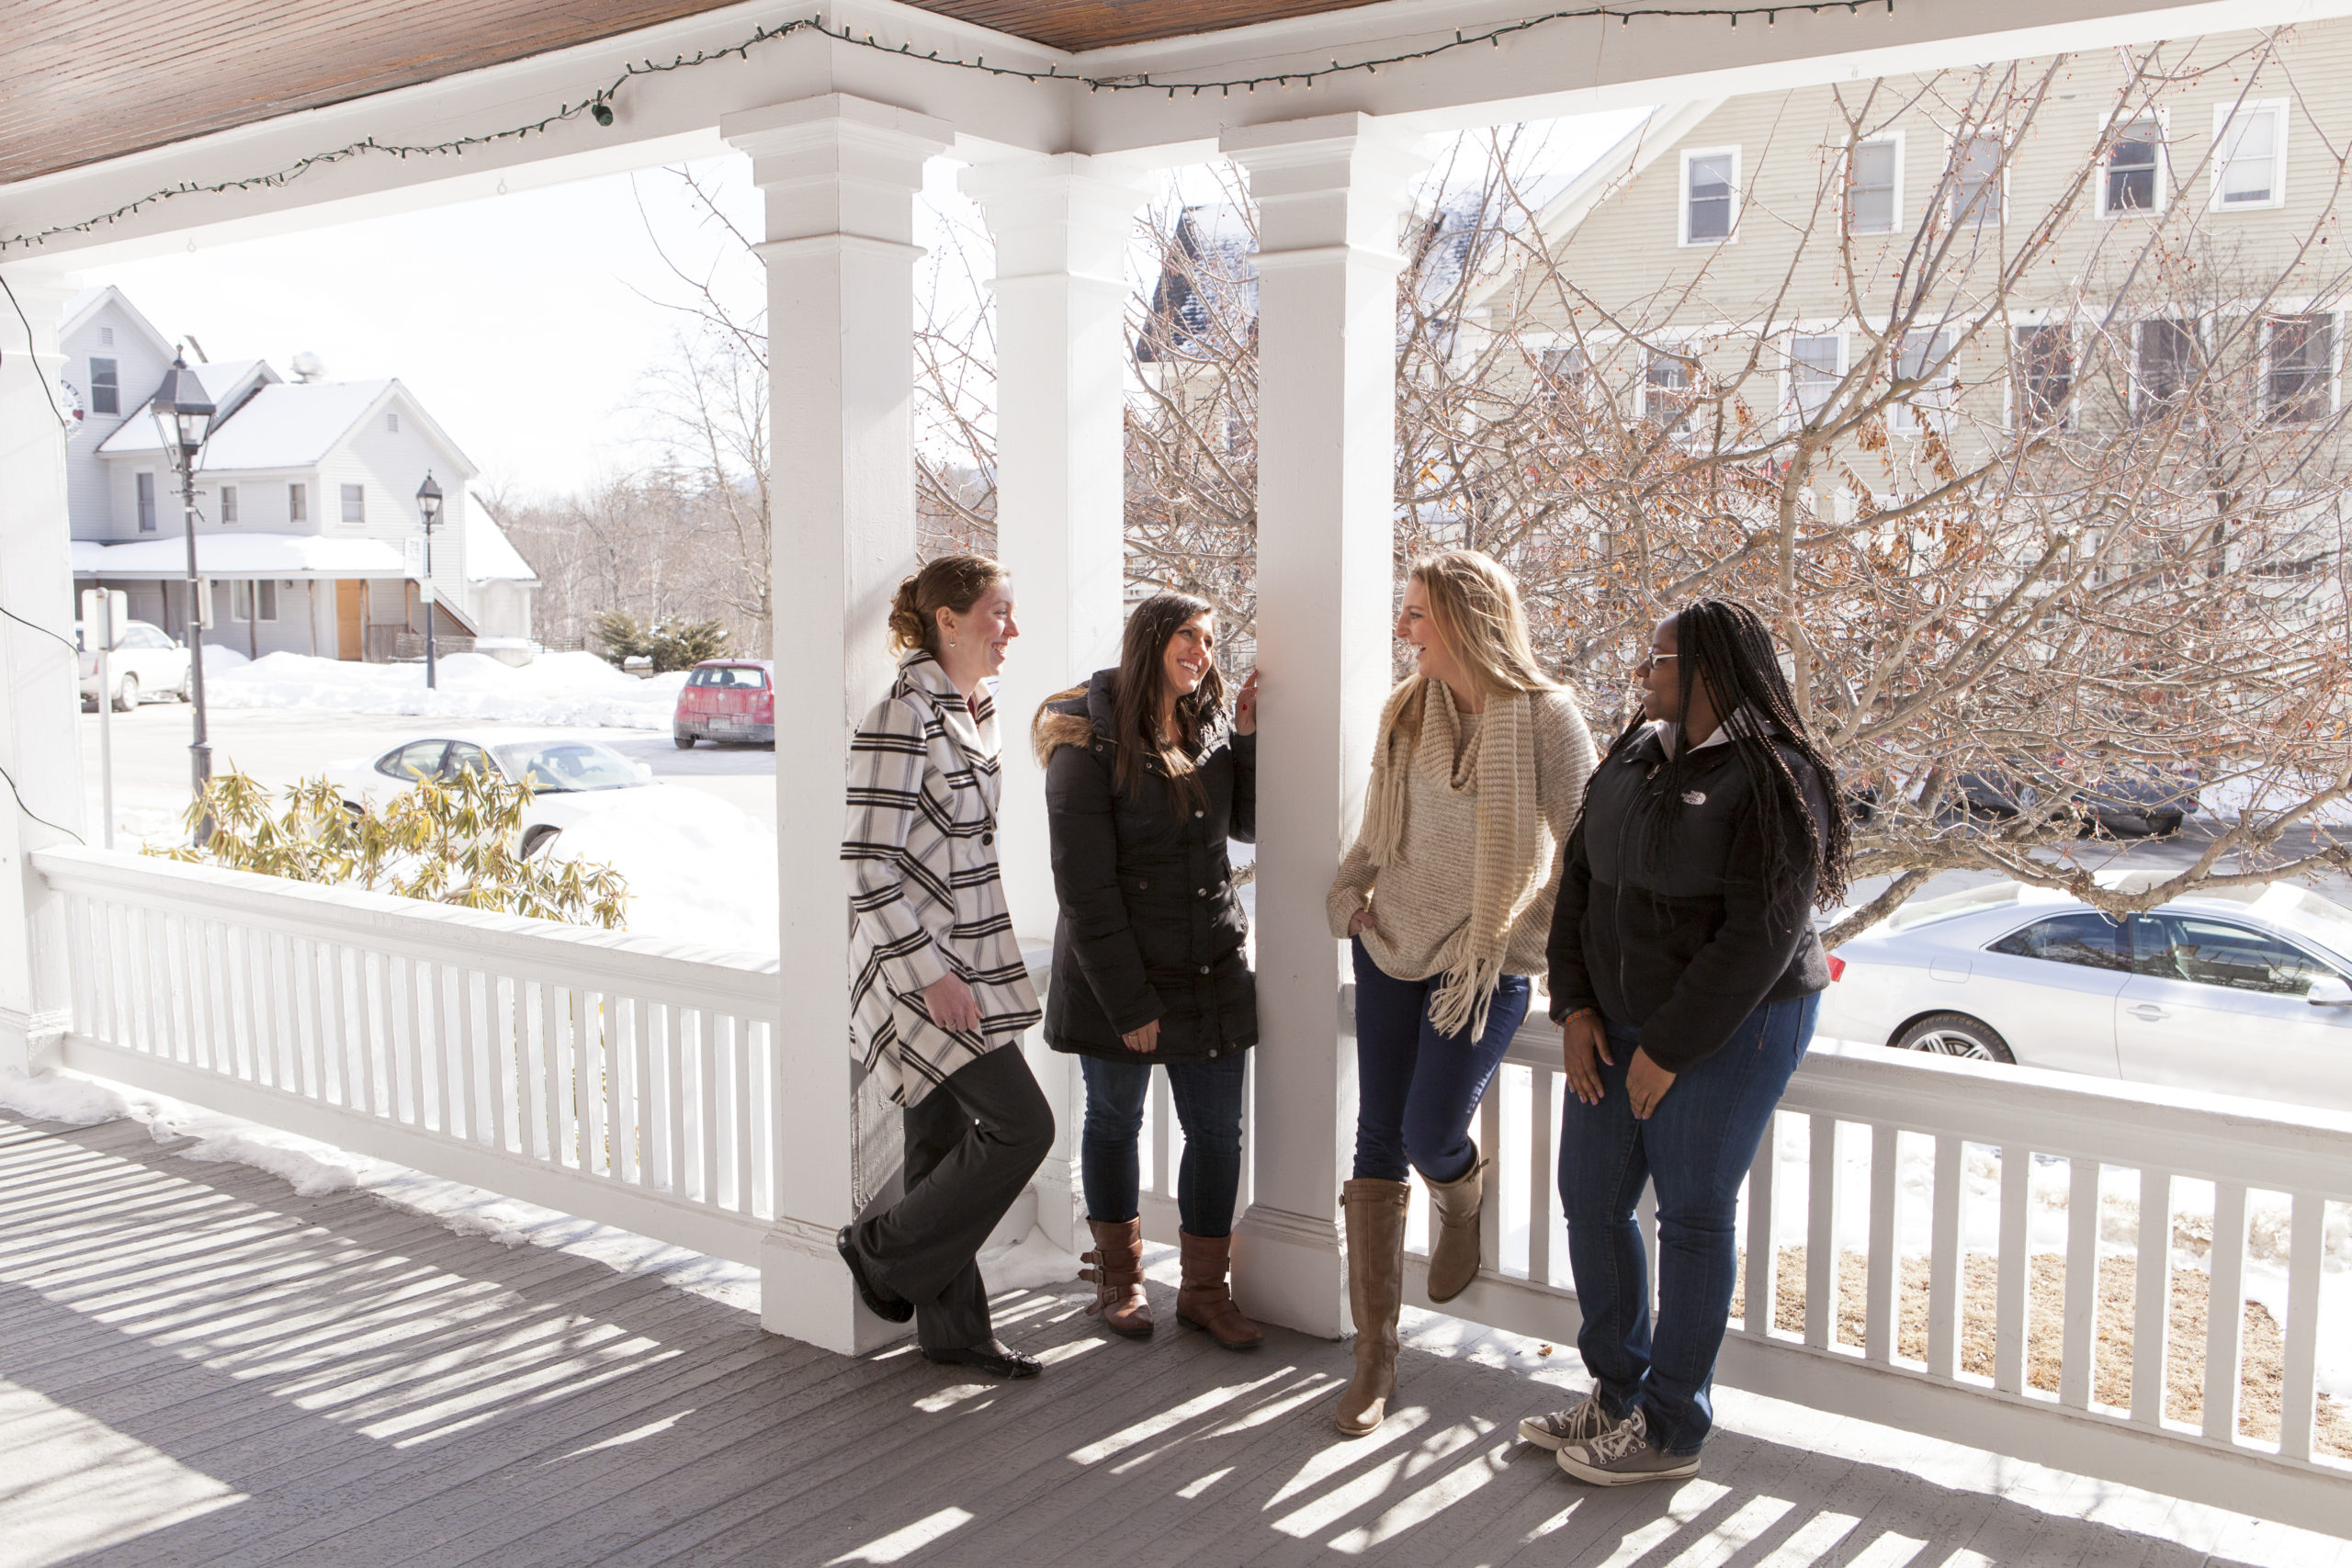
1558, 993, 1818, 1456
1351, 939, 1532, 1183
1080, 1052, 1248, 1237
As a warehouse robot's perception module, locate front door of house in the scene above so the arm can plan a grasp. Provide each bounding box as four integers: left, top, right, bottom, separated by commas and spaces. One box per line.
336, 581, 365, 660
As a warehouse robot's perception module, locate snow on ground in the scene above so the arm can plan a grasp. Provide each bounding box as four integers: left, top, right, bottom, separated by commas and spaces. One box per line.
548, 787, 780, 954
203, 649, 687, 730
2198, 772, 2352, 828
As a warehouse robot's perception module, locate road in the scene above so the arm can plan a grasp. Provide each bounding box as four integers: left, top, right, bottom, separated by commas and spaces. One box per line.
78, 704, 778, 846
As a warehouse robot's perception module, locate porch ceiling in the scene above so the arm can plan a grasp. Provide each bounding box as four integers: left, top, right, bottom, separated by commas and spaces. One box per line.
0, 0, 1381, 187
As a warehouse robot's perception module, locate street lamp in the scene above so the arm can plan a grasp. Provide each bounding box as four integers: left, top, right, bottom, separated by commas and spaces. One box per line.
153, 355, 216, 806
415, 472, 444, 690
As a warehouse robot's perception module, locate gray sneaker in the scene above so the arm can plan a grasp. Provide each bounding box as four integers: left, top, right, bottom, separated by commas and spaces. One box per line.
1517, 1390, 1622, 1451
1555, 1407, 1701, 1486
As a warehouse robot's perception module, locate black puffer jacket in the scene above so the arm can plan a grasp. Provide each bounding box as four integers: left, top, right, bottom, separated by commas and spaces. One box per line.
1546, 721, 1834, 1073
1036, 669, 1257, 1064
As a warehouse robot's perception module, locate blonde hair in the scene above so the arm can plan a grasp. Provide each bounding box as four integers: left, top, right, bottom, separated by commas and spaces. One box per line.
1408, 549, 1558, 702
888, 554, 1012, 656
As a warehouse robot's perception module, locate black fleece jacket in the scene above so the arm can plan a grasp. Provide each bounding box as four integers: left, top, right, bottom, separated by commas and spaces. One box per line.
1037, 669, 1258, 1064
1544, 721, 1833, 1073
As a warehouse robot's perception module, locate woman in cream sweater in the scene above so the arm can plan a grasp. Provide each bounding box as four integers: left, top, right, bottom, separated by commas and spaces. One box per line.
1325, 549, 1597, 1436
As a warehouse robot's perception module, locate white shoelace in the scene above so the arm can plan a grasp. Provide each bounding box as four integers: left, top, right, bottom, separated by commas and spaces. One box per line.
1585, 1407, 1650, 1462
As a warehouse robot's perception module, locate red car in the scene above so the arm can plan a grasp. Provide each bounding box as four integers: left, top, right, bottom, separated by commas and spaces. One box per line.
673, 660, 775, 748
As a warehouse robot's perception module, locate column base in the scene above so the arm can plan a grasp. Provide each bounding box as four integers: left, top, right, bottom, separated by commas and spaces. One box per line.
759, 1218, 912, 1357
0, 1007, 68, 1076
1232, 1201, 1349, 1339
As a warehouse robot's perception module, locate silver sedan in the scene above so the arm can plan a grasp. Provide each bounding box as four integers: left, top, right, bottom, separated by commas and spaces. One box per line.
1818, 879, 2352, 1110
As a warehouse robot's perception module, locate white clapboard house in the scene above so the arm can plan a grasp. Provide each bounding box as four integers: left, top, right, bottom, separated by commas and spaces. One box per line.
61, 285, 537, 660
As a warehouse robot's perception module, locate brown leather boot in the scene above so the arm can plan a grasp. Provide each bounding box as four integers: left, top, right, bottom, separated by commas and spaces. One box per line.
1334, 1178, 1410, 1437
1080, 1216, 1153, 1339
1423, 1148, 1488, 1304
1176, 1231, 1262, 1351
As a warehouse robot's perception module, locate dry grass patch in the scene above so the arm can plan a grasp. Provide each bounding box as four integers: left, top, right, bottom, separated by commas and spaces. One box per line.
1726, 1247, 2350, 1459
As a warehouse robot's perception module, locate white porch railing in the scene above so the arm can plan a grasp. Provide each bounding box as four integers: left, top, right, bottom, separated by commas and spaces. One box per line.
34, 845, 783, 1267
29, 846, 2352, 1535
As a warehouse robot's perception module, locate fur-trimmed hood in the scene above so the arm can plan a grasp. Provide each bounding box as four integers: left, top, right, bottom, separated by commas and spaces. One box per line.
1031, 675, 1106, 766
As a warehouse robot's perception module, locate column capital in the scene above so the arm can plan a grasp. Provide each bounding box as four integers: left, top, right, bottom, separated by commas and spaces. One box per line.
722, 95, 952, 247
959, 152, 1153, 293
1219, 113, 1432, 261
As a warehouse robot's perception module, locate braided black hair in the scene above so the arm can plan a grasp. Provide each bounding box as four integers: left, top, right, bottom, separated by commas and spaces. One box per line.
1605, 598, 1851, 909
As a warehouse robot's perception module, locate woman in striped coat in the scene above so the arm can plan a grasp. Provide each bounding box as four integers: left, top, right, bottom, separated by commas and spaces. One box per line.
836, 554, 1053, 1380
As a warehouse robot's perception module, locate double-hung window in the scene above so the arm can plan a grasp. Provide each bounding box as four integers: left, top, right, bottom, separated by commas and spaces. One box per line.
288, 482, 309, 523
1895, 327, 1959, 433
340, 483, 366, 525
136, 472, 157, 533
1846, 138, 1900, 234
2100, 118, 2165, 216
2135, 319, 2199, 418
1645, 347, 1699, 432
2267, 314, 2334, 423
1788, 333, 1843, 423
88, 356, 119, 415
1539, 345, 1589, 407
219, 483, 239, 525
2212, 102, 2287, 210
230, 581, 278, 623
2013, 324, 2074, 430
1681, 149, 1738, 244
1949, 133, 2004, 229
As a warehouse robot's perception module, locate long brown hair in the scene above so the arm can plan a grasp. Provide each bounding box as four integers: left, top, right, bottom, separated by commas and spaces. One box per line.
1112, 592, 1226, 812
888, 554, 1011, 657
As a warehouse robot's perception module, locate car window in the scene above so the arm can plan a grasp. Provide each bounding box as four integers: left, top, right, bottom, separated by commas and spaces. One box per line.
2135, 914, 2343, 997
441, 742, 493, 782
1985, 912, 2131, 971
492, 741, 639, 793
378, 740, 450, 781
687, 668, 716, 687
125, 624, 167, 649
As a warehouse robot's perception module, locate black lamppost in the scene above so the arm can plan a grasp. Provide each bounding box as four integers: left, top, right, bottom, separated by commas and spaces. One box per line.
416, 472, 444, 689
153, 356, 217, 803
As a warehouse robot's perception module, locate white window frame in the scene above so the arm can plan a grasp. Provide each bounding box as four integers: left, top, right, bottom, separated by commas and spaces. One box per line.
219, 483, 239, 525
1892, 325, 1961, 437
2096, 109, 2170, 220
1679, 147, 1741, 247
2211, 99, 2290, 212
2007, 318, 2078, 433
135, 471, 157, 533
2262, 311, 2339, 425
88, 355, 119, 416
230, 581, 280, 624
340, 483, 366, 525
1845, 132, 1905, 236
288, 482, 308, 524
2131, 316, 2201, 422
1782, 329, 1847, 428
1945, 129, 2007, 231
1640, 343, 1702, 433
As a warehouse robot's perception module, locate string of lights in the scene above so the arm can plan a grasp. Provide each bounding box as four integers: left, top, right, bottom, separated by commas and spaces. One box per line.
2, 1, 1897, 254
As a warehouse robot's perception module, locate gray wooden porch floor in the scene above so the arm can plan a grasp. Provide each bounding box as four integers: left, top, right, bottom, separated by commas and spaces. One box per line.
3, 1107, 2343, 1568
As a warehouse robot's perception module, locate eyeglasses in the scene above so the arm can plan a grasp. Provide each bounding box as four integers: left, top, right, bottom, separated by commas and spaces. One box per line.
1634, 651, 1679, 675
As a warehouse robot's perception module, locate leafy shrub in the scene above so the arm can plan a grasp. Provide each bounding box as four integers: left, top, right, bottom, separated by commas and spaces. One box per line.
155, 771, 629, 930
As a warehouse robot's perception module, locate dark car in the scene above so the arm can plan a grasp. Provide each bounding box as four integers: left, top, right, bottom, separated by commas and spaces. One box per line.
2072, 763, 2199, 837
673, 660, 775, 748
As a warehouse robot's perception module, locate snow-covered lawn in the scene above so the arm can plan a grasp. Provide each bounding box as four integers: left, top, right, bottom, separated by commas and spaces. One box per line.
545, 787, 780, 954
202, 646, 687, 730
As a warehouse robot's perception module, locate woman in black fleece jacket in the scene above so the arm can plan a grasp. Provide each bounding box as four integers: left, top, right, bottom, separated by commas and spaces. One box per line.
1520, 599, 1849, 1488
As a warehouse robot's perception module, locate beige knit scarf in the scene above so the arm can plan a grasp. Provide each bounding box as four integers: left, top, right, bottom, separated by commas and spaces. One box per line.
1360, 675, 1544, 1040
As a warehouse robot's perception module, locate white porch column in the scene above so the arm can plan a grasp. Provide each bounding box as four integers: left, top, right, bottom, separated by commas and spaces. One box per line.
725, 95, 951, 1356
959, 152, 1151, 1254
0, 267, 89, 1073
1221, 116, 1430, 1338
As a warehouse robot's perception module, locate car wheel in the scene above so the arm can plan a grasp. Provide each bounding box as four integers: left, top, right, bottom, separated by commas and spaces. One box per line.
2151, 813, 2185, 837
1893, 1012, 2016, 1065
521, 826, 560, 860
112, 674, 139, 712
673, 730, 697, 750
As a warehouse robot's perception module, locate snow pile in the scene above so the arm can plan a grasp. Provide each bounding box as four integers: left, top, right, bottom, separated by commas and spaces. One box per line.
204, 649, 689, 730
159, 1118, 365, 1197
550, 787, 779, 954
199, 644, 251, 674
0, 1066, 135, 1124
976, 1226, 1086, 1293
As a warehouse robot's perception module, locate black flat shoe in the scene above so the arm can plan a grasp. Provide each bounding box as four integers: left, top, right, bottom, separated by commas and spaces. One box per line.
922, 1340, 1041, 1379
837, 1227, 913, 1323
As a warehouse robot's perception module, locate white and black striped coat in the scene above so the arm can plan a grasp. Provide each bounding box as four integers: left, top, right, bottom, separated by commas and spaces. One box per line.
843, 650, 1041, 1107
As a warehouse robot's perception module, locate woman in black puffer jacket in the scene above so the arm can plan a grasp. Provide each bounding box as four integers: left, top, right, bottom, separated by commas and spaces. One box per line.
1035, 592, 1261, 1351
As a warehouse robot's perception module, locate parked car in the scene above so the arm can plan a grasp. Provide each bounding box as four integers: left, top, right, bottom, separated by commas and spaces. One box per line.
1818, 876, 2352, 1110
2068, 763, 2199, 837
673, 660, 775, 749
322, 730, 662, 859
76, 619, 192, 712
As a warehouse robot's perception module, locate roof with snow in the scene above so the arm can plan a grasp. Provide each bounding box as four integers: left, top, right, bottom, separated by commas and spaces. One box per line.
464, 502, 538, 583
97, 375, 389, 468
73, 532, 408, 579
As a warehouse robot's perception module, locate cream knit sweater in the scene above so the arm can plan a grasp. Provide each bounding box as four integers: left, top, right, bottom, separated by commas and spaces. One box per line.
1327, 679, 1598, 987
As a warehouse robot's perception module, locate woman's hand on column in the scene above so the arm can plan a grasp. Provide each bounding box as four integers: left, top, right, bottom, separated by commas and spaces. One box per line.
1234, 669, 1261, 736
1347, 908, 1379, 937
922, 973, 982, 1033
1626, 1048, 1678, 1120
1562, 1010, 1610, 1105
1122, 1020, 1161, 1055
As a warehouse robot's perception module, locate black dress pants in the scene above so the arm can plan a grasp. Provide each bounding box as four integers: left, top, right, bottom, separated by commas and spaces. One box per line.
852, 1043, 1055, 1351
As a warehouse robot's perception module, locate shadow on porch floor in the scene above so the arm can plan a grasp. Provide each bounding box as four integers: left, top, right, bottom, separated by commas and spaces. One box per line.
0, 1109, 2338, 1568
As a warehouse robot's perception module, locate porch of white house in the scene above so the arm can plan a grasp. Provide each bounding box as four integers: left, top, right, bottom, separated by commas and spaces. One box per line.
5, 0, 2352, 1559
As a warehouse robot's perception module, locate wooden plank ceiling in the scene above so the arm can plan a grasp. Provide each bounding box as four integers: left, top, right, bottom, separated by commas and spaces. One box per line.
0, 0, 1387, 187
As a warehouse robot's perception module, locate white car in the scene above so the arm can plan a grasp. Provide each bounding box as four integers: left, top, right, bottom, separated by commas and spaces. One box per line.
1820, 877, 2352, 1110
323, 730, 662, 859
77, 619, 193, 712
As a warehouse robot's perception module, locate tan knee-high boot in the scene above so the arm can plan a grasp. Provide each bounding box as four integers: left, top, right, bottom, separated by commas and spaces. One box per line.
1335, 1178, 1410, 1437
1423, 1149, 1487, 1304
